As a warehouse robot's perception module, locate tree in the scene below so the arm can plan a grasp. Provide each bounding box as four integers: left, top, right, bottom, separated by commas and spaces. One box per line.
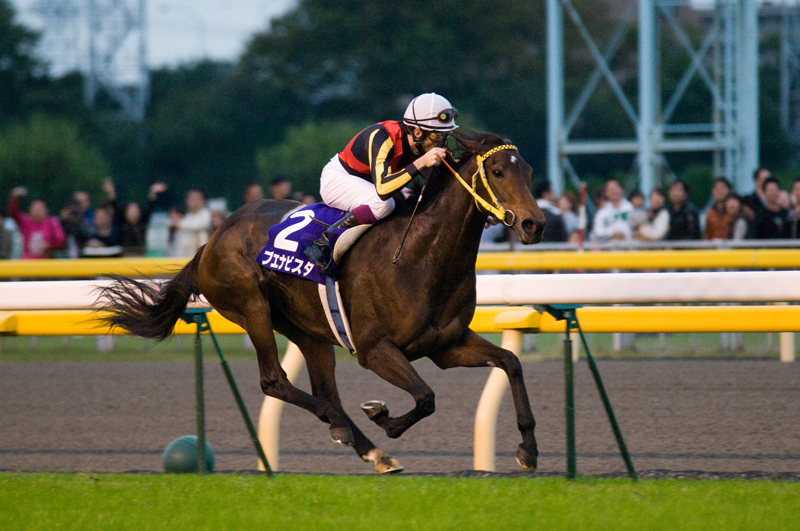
145, 60, 306, 206
242, 0, 549, 172
0, 114, 110, 209
255, 120, 365, 197
0, 0, 42, 120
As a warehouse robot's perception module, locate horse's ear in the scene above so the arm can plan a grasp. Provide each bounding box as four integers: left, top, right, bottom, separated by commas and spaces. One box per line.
452, 130, 480, 153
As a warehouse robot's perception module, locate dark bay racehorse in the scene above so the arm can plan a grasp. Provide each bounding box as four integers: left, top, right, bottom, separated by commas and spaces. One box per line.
98, 131, 546, 473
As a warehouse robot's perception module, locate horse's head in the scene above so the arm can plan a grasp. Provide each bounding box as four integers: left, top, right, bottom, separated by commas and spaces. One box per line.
453, 132, 546, 244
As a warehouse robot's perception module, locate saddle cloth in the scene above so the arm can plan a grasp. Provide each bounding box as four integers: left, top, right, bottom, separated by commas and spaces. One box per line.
257, 203, 371, 285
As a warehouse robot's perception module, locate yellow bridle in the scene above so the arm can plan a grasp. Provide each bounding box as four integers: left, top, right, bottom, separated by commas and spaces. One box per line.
443, 144, 518, 226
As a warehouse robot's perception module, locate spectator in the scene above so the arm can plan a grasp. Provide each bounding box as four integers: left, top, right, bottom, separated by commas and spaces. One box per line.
7, 187, 65, 259
117, 182, 166, 256
586, 185, 606, 236
751, 177, 789, 240
786, 178, 800, 238
269, 174, 292, 200
210, 208, 227, 233
741, 167, 771, 220
666, 179, 701, 240
726, 194, 749, 240
778, 189, 792, 210
634, 188, 670, 241
174, 188, 211, 257
557, 190, 580, 237
628, 189, 648, 228
166, 205, 185, 257
60, 182, 117, 257
243, 183, 265, 204
81, 202, 123, 257
590, 178, 633, 242
533, 180, 568, 242
0, 207, 12, 259
703, 177, 733, 240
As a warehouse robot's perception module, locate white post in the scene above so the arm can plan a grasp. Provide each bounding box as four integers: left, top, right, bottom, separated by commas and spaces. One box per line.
474, 330, 522, 471
780, 332, 795, 363
257, 341, 305, 471
571, 331, 580, 362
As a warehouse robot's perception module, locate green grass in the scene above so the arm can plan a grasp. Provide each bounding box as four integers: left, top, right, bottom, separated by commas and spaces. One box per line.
0, 331, 787, 363
0, 473, 798, 530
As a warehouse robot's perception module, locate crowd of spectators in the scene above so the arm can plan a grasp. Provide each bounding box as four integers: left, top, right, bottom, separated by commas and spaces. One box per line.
0, 176, 317, 260
5, 167, 800, 259
481, 167, 800, 246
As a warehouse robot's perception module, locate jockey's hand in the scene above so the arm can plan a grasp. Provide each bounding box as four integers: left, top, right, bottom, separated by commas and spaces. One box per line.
414, 147, 446, 170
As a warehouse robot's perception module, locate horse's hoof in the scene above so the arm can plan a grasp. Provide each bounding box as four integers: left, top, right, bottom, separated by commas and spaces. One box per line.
515, 444, 538, 471
362, 449, 404, 475
329, 426, 354, 447
360, 400, 389, 421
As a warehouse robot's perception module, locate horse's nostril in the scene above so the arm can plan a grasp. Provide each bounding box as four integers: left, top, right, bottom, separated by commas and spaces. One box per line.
522, 219, 536, 232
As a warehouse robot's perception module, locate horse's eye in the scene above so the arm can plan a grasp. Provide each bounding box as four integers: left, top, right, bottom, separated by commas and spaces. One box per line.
492, 169, 503, 178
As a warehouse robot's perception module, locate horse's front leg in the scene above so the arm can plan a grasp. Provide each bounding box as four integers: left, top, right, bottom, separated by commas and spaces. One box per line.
428, 329, 538, 471
288, 331, 404, 474
357, 338, 436, 439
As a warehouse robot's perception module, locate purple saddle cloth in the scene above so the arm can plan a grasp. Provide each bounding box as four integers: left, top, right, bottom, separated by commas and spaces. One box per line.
258, 203, 352, 285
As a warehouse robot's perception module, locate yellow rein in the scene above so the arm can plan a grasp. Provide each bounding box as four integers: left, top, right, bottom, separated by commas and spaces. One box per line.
442, 144, 518, 226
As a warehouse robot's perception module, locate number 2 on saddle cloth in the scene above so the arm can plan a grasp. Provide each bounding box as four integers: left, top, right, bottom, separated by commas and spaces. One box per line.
257, 204, 360, 284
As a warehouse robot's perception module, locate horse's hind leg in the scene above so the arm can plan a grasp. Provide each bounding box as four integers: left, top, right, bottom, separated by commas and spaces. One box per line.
289, 332, 403, 474
357, 338, 436, 439
428, 329, 538, 471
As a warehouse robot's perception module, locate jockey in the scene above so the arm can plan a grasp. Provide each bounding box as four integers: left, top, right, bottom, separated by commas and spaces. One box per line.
305, 92, 459, 271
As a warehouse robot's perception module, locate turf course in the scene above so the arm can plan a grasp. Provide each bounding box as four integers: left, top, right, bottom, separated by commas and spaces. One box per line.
1, 473, 798, 530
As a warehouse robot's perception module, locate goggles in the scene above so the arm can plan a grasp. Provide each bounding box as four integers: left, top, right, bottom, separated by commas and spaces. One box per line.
426, 130, 449, 143
437, 108, 459, 124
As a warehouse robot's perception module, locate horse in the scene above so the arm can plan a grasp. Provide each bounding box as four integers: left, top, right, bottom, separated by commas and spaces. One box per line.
97, 130, 546, 474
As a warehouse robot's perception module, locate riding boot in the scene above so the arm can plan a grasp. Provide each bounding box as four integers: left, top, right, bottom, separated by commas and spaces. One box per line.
304, 211, 361, 273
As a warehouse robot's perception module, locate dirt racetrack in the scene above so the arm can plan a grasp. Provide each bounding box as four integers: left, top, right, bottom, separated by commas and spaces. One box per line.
2, 357, 799, 477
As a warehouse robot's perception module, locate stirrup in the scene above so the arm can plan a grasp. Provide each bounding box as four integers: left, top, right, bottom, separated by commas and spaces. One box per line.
304, 239, 333, 273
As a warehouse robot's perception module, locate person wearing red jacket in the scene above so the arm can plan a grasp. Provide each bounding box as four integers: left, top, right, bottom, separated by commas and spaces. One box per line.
306, 93, 459, 271
7, 187, 65, 259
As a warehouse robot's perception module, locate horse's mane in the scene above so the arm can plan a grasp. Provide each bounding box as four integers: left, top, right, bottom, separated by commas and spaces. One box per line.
391, 130, 513, 217
452, 130, 512, 165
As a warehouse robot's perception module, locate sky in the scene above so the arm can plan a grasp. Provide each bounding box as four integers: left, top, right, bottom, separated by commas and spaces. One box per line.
10, 0, 296, 71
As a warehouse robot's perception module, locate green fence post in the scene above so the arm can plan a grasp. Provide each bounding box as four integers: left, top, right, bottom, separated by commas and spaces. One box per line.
564, 322, 576, 479
576, 322, 637, 480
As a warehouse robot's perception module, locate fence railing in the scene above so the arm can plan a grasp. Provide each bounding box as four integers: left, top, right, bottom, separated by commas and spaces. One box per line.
3, 246, 800, 279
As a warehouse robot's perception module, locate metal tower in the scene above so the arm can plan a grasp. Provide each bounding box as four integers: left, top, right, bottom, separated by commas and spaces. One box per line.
780, 1, 800, 146
547, 0, 760, 196
31, 0, 148, 121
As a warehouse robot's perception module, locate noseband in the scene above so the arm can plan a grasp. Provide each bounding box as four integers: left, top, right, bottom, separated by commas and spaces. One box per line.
443, 144, 518, 227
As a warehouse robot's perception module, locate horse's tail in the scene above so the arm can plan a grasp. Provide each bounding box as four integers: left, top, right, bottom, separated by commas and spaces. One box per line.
96, 247, 204, 341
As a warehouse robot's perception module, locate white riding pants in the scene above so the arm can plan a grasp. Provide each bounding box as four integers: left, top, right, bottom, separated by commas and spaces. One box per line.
319, 155, 396, 220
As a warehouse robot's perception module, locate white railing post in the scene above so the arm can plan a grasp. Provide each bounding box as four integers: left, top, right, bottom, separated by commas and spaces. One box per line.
473, 330, 523, 471
780, 332, 795, 363
257, 341, 305, 471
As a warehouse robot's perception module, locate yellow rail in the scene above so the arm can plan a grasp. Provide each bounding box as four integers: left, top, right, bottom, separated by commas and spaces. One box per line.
0, 258, 190, 279
1, 249, 799, 279
4, 305, 800, 337
475, 249, 800, 271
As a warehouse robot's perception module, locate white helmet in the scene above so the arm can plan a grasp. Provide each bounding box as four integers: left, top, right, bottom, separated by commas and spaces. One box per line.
403, 93, 459, 132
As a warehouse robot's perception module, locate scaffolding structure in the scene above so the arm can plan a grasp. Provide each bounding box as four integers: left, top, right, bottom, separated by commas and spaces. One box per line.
31, 0, 148, 120
547, 0, 760, 195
